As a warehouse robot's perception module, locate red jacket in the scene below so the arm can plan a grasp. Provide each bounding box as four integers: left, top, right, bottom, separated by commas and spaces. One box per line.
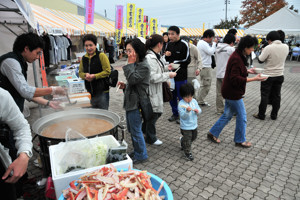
221, 50, 248, 100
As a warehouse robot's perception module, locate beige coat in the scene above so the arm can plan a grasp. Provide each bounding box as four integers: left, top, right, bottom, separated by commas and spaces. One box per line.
187, 43, 203, 78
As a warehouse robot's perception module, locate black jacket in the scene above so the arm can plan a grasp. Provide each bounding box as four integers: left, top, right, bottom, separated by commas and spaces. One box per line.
165, 39, 190, 81
0, 52, 28, 112
82, 51, 109, 96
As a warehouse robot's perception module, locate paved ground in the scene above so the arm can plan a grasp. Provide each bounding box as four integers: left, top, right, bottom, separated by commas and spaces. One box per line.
26, 58, 300, 199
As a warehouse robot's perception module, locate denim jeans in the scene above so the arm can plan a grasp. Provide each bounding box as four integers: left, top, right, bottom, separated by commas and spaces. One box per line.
142, 113, 162, 144
210, 99, 247, 143
91, 92, 109, 110
126, 109, 148, 160
170, 80, 187, 116
258, 76, 284, 119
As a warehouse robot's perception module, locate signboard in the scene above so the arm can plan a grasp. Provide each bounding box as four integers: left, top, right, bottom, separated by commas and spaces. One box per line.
150, 18, 158, 36
85, 0, 95, 24
126, 3, 135, 28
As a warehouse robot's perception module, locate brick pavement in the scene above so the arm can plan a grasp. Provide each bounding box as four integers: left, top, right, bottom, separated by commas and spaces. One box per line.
26, 59, 300, 199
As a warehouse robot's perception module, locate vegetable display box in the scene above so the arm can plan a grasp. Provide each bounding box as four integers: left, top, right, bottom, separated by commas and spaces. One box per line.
55, 75, 78, 88
67, 78, 86, 94
49, 135, 132, 199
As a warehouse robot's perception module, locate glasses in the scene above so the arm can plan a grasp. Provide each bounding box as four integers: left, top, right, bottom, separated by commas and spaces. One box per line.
124, 49, 133, 54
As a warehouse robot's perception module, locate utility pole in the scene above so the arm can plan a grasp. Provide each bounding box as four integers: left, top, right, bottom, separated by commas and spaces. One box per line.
225, 0, 230, 22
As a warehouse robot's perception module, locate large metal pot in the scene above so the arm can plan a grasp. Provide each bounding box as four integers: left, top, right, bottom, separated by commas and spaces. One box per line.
32, 108, 122, 176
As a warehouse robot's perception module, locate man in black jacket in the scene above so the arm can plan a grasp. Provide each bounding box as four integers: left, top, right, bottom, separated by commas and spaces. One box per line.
165, 26, 190, 123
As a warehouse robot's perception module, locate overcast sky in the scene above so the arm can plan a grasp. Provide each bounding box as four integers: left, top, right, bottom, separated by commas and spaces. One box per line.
69, 0, 300, 28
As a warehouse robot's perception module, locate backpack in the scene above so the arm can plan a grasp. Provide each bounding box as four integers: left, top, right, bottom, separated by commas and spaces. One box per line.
105, 65, 118, 87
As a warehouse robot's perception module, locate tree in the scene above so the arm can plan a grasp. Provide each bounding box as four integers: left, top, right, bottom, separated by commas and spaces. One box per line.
240, 0, 287, 28
214, 16, 240, 29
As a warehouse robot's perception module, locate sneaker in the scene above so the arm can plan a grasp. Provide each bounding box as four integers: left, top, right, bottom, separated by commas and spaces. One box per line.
180, 137, 183, 150
168, 115, 179, 122
176, 119, 180, 124
199, 102, 211, 107
185, 152, 194, 161
153, 139, 163, 145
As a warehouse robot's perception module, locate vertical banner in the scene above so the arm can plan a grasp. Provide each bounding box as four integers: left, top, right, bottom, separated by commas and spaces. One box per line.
85, 0, 95, 24
127, 3, 135, 28
138, 23, 146, 38
115, 5, 123, 44
143, 15, 149, 36
136, 8, 144, 25
150, 18, 158, 36
115, 29, 123, 44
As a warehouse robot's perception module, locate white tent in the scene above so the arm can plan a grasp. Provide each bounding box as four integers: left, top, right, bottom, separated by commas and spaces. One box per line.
245, 7, 300, 36
0, 0, 37, 54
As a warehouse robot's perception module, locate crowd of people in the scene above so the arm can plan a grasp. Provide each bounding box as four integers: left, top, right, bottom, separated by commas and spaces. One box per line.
0, 25, 290, 198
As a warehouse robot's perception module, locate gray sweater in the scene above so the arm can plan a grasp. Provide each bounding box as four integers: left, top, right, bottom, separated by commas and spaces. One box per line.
123, 59, 150, 111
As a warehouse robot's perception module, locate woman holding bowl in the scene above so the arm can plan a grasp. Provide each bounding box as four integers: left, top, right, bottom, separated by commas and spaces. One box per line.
207, 35, 267, 148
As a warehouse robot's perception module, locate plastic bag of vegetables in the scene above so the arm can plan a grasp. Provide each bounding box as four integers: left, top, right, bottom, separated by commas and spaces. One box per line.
56, 128, 108, 174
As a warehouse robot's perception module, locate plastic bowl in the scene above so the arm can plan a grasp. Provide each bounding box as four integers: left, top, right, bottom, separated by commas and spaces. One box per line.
59, 168, 173, 200
254, 68, 264, 74
171, 63, 180, 69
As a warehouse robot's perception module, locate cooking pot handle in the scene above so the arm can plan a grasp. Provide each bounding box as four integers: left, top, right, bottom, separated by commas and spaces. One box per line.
32, 134, 40, 153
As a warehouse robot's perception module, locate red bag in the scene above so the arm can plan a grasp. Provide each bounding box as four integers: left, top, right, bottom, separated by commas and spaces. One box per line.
45, 176, 56, 199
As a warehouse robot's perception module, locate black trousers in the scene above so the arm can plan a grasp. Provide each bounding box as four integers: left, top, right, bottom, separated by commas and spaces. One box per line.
142, 113, 162, 144
181, 128, 198, 154
258, 76, 284, 119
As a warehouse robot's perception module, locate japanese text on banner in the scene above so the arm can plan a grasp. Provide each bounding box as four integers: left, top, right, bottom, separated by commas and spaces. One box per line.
150, 18, 158, 35
115, 5, 123, 30
137, 23, 146, 38
126, 3, 135, 28
85, 0, 95, 24
136, 8, 144, 26
115, 29, 123, 44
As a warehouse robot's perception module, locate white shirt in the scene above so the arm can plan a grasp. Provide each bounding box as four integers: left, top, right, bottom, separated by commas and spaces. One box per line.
197, 40, 216, 67
0, 58, 36, 101
0, 88, 32, 158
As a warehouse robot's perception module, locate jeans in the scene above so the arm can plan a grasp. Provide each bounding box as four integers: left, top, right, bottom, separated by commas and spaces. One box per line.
170, 80, 187, 116
142, 113, 162, 144
126, 109, 148, 160
258, 76, 284, 119
210, 99, 247, 143
91, 92, 109, 110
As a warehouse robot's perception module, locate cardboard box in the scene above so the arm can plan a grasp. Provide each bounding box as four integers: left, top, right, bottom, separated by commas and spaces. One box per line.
49, 135, 132, 199
67, 78, 86, 94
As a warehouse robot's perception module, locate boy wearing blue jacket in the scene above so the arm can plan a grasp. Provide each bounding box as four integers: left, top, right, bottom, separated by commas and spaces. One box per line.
178, 83, 202, 161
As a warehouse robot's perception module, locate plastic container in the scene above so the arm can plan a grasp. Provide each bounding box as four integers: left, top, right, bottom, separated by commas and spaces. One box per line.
50, 135, 132, 199
58, 168, 173, 200
55, 75, 77, 87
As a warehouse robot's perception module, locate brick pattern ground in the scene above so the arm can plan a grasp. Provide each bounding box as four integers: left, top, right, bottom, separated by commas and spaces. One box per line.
26, 59, 300, 199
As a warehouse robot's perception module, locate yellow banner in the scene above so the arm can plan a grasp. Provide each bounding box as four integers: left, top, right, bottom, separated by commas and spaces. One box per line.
150, 18, 158, 36
136, 8, 144, 25
137, 23, 146, 38
115, 29, 123, 44
127, 3, 135, 28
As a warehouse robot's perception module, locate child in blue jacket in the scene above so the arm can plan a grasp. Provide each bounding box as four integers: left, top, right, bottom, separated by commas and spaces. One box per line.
178, 83, 202, 161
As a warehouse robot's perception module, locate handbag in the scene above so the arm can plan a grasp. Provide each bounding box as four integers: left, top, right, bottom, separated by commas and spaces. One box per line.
135, 87, 153, 121
162, 82, 173, 102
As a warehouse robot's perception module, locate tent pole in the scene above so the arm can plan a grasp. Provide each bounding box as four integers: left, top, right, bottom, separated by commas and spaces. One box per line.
29, 25, 42, 117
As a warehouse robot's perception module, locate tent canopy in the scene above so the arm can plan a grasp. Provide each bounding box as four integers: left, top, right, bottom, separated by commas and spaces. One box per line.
245, 7, 300, 36
0, 0, 36, 54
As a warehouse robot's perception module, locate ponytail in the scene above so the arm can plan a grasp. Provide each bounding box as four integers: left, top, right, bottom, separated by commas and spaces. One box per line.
145, 34, 164, 50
